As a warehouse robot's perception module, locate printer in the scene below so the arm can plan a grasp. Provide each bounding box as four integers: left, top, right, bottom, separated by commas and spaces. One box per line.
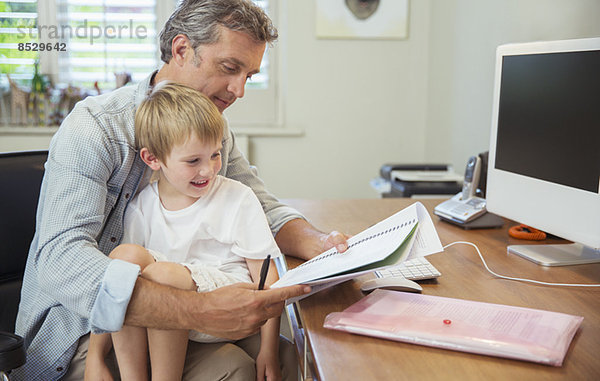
376, 164, 462, 198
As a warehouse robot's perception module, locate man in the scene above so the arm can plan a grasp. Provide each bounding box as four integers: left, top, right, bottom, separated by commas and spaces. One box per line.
15, 0, 349, 380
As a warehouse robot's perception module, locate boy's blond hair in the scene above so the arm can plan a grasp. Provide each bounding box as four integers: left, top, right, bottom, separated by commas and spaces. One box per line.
135, 82, 224, 161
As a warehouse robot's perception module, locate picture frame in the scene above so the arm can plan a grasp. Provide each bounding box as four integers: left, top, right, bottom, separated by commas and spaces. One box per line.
316, 0, 409, 40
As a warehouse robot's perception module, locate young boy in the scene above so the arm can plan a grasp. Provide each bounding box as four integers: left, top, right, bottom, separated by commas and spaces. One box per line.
85, 82, 283, 381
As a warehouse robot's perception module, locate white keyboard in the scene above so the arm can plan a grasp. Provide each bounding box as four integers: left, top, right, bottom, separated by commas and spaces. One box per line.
375, 257, 441, 281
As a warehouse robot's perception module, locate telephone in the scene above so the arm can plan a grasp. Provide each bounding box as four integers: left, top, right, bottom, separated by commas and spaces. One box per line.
434, 192, 487, 223
434, 155, 487, 223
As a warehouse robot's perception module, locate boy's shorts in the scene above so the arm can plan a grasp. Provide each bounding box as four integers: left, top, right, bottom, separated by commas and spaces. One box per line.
147, 249, 246, 343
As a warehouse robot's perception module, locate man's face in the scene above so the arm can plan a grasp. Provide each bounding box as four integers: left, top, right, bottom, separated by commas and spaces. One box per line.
180, 27, 266, 113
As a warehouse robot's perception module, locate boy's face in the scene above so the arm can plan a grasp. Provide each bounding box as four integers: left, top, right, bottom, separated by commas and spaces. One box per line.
179, 27, 266, 113
158, 134, 223, 205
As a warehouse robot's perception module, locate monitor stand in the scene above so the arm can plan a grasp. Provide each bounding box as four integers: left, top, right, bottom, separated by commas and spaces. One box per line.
508, 243, 600, 267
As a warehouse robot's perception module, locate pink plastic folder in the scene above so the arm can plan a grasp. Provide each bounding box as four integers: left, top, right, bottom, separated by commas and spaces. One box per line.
323, 289, 583, 366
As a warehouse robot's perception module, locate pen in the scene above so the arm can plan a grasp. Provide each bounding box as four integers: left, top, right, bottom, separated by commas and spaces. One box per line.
258, 254, 271, 290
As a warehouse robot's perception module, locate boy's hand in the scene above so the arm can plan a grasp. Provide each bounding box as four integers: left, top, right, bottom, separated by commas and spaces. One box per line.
256, 348, 282, 381
84, 357, 114, 381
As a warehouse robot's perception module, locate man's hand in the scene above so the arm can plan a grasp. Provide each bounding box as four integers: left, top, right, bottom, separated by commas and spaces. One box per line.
125, 278, 310, 340
275, 218, 351, 260
190, 283, 310, 340
319, 230, 351, 253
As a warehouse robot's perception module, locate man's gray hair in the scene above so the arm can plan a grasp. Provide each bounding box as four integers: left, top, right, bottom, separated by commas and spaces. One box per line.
159, 0, 278, 63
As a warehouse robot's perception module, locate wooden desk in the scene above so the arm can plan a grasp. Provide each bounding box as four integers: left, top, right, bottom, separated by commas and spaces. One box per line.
280, 199, 600, 381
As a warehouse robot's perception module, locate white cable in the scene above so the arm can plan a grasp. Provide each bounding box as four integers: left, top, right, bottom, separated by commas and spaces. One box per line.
443, 241, 600, 288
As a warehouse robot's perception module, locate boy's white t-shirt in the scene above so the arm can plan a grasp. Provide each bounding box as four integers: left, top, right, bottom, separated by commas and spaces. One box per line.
122, 175, 282, 284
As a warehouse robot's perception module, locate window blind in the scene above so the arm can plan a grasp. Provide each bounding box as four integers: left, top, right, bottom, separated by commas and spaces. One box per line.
1, 0, 278, 126
56, 0, 158, 90
0, 0, 38, 83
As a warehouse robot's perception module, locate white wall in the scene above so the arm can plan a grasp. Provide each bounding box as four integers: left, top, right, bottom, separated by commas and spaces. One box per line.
251, 0, 600, 199
251, 0, 431, 199
425, 0, 600, 176
3, 0, 600, 199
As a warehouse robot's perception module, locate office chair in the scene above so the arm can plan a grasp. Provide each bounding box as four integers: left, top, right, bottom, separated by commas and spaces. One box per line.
0, 150, 48, 378
0, 333, 25, 381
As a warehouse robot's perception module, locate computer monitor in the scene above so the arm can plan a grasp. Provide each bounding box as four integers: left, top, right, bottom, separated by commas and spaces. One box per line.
486, 37, 600, 266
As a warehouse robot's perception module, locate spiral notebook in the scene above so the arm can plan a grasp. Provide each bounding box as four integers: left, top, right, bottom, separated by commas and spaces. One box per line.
324, 289, 583, 366
272, 202, 443, 303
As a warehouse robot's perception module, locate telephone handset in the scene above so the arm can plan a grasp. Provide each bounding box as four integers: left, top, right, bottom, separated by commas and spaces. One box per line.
434, 155, 487, 223
462, 155, 481, 200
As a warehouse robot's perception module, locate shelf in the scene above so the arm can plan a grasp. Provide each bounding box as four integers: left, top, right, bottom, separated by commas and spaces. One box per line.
0, 126, 59, 135
0, 125, 303, 137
